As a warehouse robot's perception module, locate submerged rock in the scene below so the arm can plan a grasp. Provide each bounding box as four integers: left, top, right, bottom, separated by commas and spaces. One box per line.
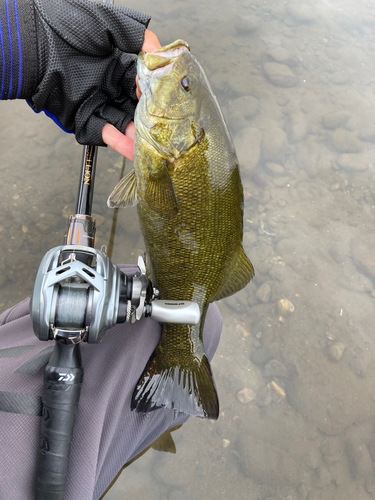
277, 299, 295, 314
255, 283, 271, 303
287, 3, 317, 23
236, 388, 256, 404
332, 129, 362, 153
328, 342, 346, 361
234, 127, 262, 173
337, 153, 370, 171
321, 112, 351, 130
264, 62, 298, 88
250, 347, 275, 366
351, 233, 375, 279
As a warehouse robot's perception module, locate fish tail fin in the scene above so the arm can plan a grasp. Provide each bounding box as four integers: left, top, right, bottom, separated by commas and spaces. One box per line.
131, 348, 219, 420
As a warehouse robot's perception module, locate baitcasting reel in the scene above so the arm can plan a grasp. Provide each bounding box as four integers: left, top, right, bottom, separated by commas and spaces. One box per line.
30, 244, 200, 345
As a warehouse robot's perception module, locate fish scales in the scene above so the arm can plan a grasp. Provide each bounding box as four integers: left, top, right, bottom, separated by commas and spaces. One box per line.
108, 40, 254, 419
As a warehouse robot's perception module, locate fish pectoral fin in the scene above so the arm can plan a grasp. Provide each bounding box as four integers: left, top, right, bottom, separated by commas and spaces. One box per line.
107, 168, 138, 208
214, 247, 254, 301
145, 163, 178, 216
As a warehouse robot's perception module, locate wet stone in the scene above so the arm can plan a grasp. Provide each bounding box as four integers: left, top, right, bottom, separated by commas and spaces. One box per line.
237, 387, 256, 404
277, 299, 295, 314
234, 127, 262, 172
273, 176, 290, 188
264, 359, 287, 378
330, 71, 349, 85
328, 342, 346, 361
287, 3, 317, 23
332, 129, 362, 153
195, 465, 206, 478
35, 222, 50, 235
235, 14, 260, 35
317, 467, 332, 488
250, 347, 275, 366
337, 154, 370, 172
267, 47, 298, 66
285, 112, 308, 144
358, 128, 375, 143
321, 112, 350, 130
256, 385, 272, 407
262, 127, 288, 163
325, 47, 342, 60
228, 95, 259, 132
264, 62, 298, 88
230, 95, 259, 119
351, 234, 375, 279
255, 283, 271, 303
320, 436, 345, 464
365, 476, 375, 496
266, 162, 285, 176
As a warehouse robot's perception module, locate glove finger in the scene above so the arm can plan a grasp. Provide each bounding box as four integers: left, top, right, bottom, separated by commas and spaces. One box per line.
75, 96, 135, 146
35, 0, 150, 56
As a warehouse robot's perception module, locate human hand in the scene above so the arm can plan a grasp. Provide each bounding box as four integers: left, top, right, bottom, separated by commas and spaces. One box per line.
102, 29, 161, 161
25, 0, 151, 146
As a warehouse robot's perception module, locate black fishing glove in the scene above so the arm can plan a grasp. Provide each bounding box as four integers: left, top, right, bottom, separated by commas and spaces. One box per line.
0, 0, 150, 145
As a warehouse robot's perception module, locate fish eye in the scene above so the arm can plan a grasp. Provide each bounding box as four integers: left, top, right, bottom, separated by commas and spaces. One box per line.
181, 76, 191, 92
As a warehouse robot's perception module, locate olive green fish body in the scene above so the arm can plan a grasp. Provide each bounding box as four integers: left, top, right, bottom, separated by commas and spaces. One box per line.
108, 40, 254, 419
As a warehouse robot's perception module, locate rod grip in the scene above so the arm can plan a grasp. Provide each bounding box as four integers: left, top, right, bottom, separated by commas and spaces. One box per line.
36, 344, 83, 500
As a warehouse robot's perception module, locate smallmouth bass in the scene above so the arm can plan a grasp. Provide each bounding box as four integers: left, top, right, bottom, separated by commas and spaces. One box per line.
108, 40, 254, 419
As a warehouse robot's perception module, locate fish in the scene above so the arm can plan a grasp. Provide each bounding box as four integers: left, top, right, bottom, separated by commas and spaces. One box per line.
108, 40, 254, 419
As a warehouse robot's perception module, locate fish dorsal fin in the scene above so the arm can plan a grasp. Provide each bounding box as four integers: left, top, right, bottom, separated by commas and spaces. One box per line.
214, 247, 254, 301
107, 169, 138, 208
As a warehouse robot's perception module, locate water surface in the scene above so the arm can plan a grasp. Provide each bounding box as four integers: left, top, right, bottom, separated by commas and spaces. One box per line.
1, 0, 375, 499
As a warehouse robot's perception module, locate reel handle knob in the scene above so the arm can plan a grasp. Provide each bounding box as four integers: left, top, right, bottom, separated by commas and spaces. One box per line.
149, 300, 200, 325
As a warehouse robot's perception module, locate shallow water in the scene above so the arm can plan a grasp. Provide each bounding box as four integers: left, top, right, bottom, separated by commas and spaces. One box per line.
2, 0, 375, 499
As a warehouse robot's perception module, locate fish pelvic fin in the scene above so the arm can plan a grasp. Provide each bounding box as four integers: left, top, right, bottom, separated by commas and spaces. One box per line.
107, 168, 138, 208
131, 350, 219, 420
214, 246, 254, 301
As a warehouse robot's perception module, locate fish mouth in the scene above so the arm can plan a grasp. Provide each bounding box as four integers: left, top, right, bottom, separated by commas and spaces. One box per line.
141, 40, 190, 71
137, 40, 190, 95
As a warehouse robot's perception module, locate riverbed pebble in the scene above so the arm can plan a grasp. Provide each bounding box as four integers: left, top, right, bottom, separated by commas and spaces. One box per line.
267, 47, 298, 66
264, 359, 288, 378
255, 283, 271, 303
266, 162, 285, 176
264, 62, 298, 88
287, 3, 317, 23
236, 388, 256, 404
332, 129, 362, 153
328, 342, 346, 361
351, 234, 375, 279
337, 153, 370, 171
262, 127, 288, 163
234, 127, 262, 173
277, 299, 295, 314
321, 112, 351, 130
250, 347, 275, 366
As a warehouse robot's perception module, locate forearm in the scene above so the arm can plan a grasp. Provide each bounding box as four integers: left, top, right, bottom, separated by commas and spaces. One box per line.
0, 0, 38, 99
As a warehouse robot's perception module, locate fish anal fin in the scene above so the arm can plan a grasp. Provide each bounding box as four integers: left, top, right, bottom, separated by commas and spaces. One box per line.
214, 247, 254, 301
107, 168, 138, 208
131, 351, 219, 420
150, 425, 182, 454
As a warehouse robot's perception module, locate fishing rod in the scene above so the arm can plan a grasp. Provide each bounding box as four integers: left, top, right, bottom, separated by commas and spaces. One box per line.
30, 3, 200, 498
31, 140, 200, 500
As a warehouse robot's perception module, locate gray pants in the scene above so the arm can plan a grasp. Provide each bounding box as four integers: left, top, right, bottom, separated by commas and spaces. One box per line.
0, 265, 222, 500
